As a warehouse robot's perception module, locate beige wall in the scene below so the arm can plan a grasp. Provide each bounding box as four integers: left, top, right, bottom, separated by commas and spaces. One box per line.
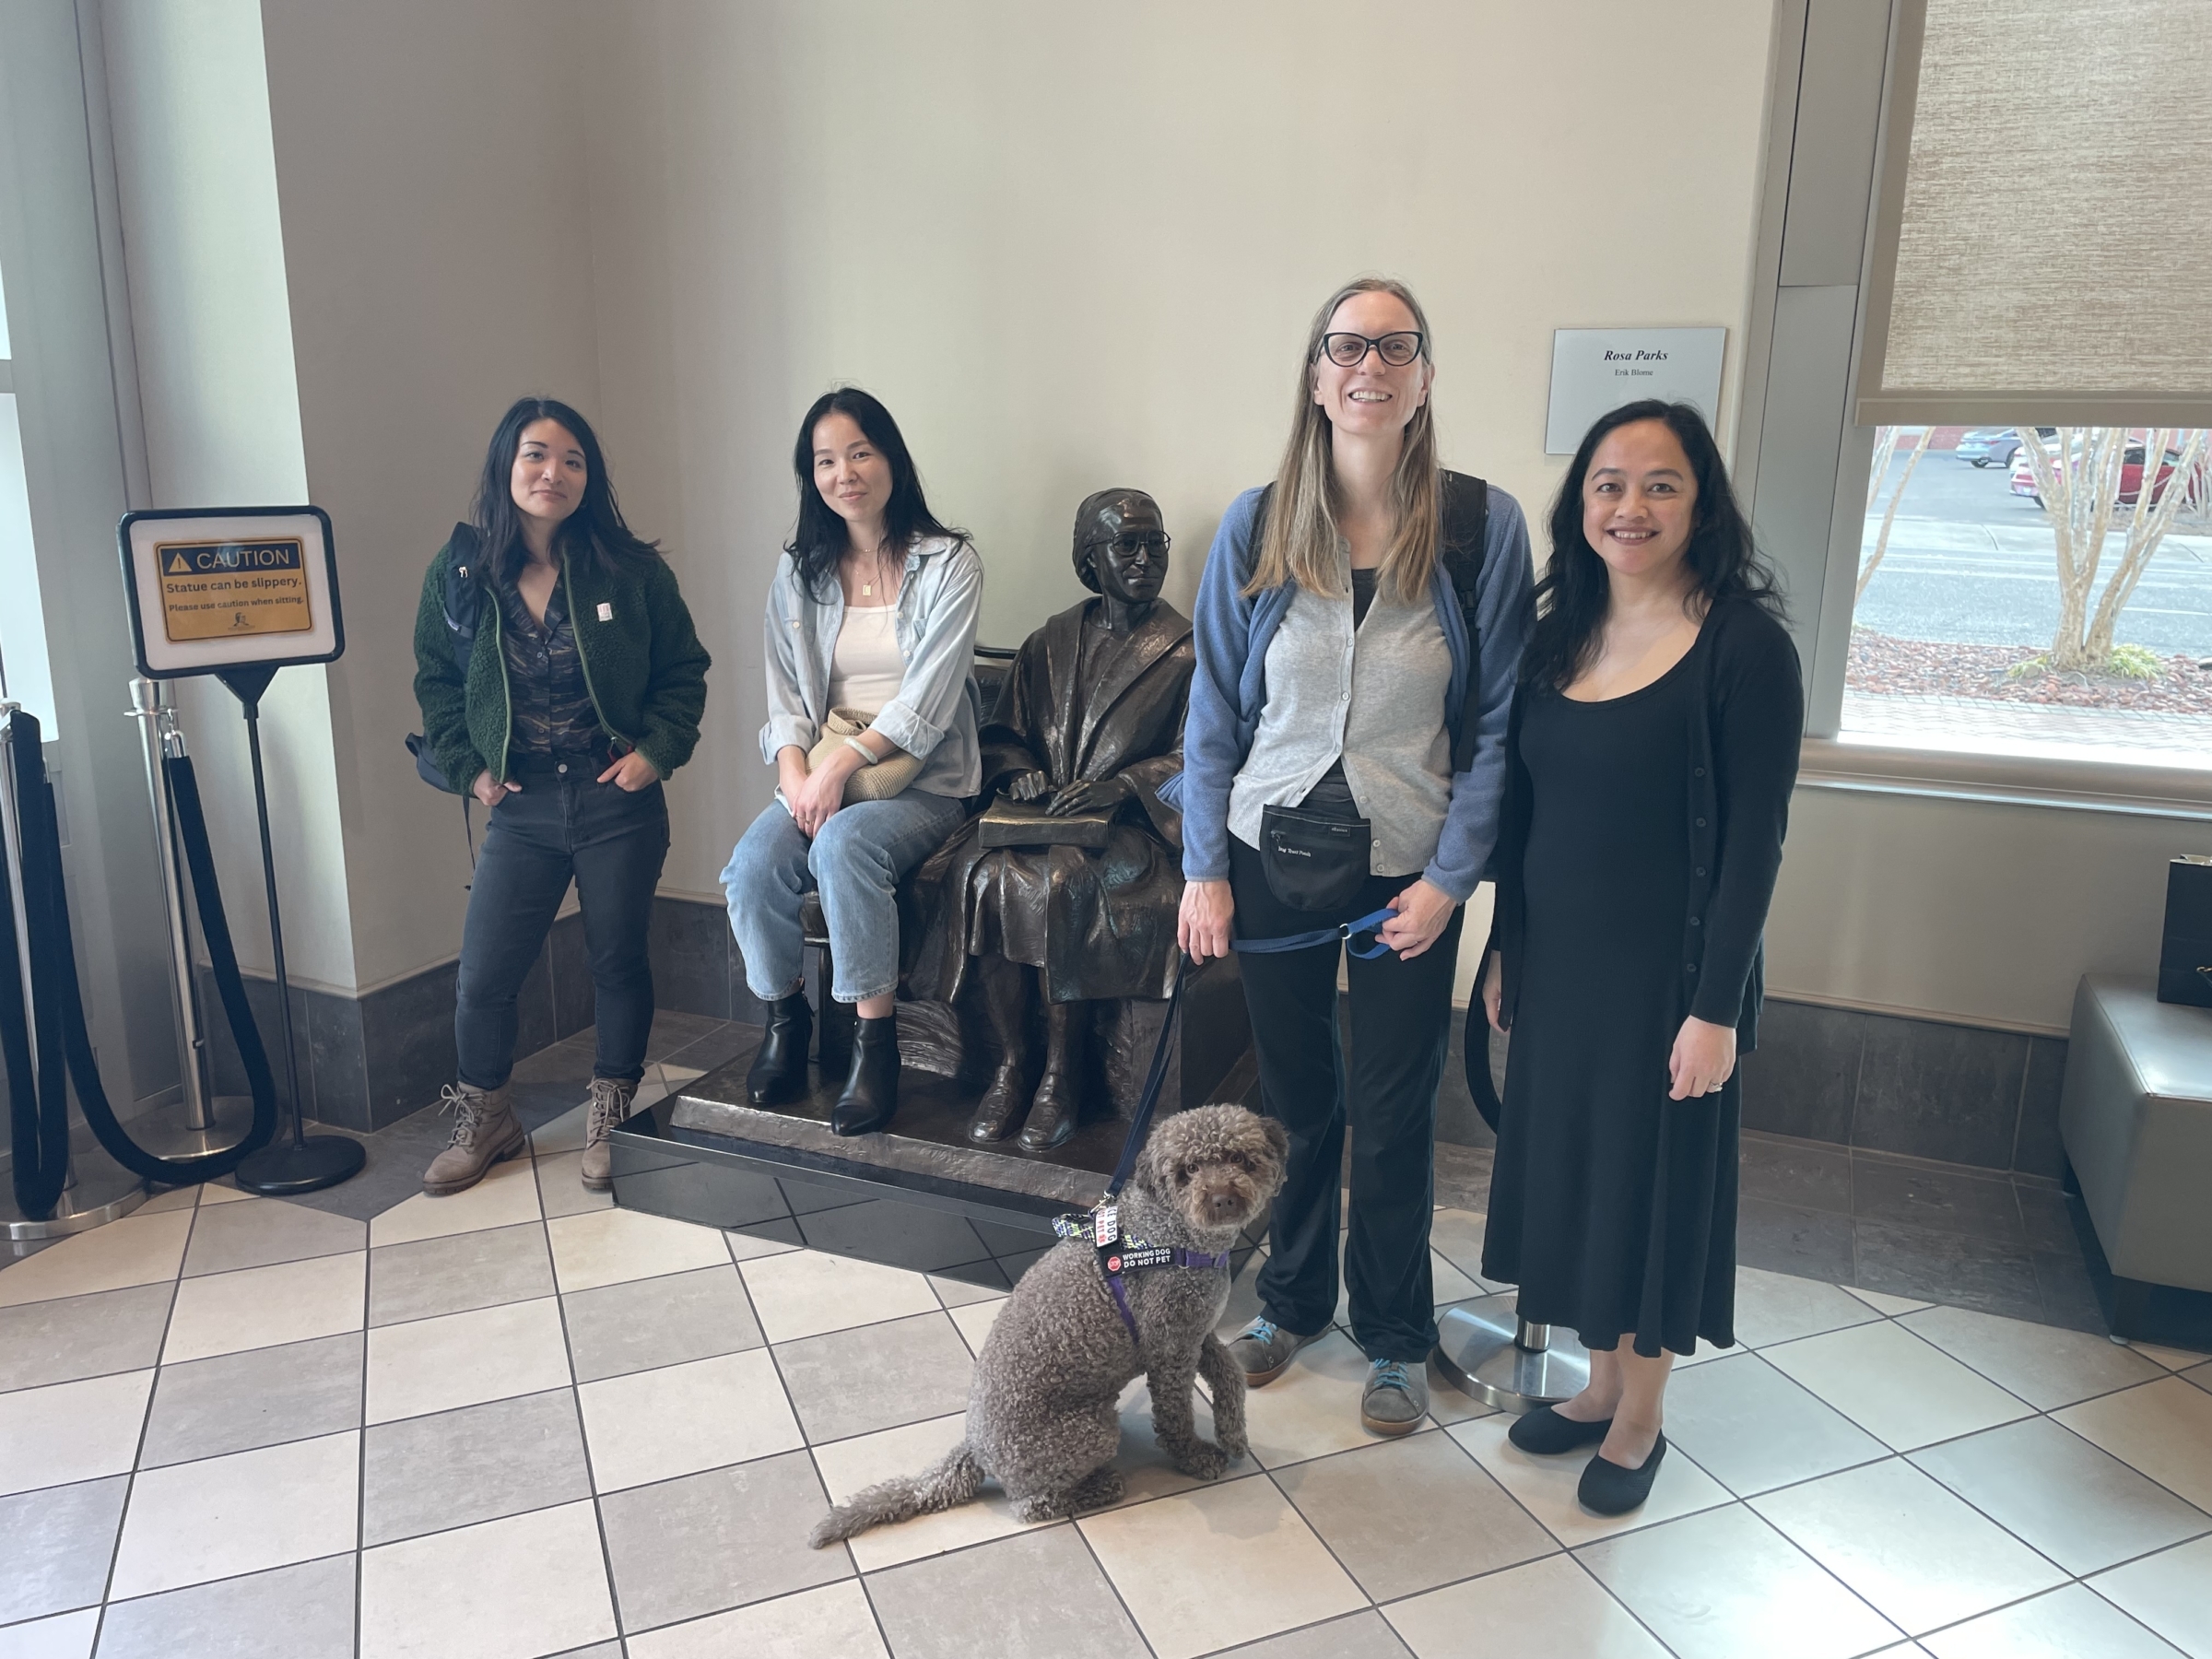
582, 0, 1781, 1006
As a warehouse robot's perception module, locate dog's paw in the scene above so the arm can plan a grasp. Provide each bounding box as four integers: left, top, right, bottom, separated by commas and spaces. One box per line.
1217, 1428, 1250, 1463
1170, 1440, 1231, 1481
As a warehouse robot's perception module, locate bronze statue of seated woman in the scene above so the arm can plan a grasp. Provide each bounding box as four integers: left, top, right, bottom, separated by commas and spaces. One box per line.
902, 488, 1194, 1150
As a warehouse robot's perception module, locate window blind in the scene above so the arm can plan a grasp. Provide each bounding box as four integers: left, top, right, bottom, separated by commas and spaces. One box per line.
1855, 0, 2212, 427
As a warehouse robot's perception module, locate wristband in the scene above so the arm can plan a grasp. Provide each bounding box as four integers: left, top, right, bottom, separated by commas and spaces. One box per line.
843, 736, 879, 767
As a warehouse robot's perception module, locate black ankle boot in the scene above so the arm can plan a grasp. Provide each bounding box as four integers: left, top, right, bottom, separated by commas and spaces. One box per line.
746, 993, 813, 1106
1018, 1067, 1079, 1152
830, 1016, 900, 1135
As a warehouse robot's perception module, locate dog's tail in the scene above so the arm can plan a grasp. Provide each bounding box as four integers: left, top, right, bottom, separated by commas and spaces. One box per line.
808, 1441, 985, 1547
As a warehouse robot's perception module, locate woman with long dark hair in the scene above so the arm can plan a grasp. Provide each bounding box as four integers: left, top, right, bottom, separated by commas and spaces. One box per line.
412, 395, 712, 1196
722, 388, 981, 1135
1177, 277, 1535, 1434
1479, 399, 1801, 1514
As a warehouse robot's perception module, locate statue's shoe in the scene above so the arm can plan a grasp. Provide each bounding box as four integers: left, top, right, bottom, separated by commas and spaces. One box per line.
967, 1065, 1028, 1143
1018, 1074, 1079, 1152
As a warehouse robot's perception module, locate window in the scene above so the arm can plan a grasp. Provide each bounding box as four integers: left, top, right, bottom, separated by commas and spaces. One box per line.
0, 261, 59, 734
1843, 425, 2212, 770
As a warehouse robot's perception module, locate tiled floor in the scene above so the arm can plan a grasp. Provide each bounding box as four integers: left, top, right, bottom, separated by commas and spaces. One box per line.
3, 1034, 2210, 1656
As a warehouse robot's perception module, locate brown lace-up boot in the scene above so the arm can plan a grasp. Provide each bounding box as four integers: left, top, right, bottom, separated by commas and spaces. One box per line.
420, 1082, 526, 1195
580, 1077, 638, 1193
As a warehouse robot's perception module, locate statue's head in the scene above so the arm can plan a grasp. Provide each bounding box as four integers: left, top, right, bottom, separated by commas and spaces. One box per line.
1072, 488, 1169, 604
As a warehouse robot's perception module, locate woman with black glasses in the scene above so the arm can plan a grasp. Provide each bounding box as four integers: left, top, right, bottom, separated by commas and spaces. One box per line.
1480, 400, 1799, 1515
723, 388, 981, 1135
412, 396, 711, 1198
1177, 277, 1534, 1436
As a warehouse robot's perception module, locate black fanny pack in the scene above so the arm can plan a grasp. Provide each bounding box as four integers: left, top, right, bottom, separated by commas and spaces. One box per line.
1259, 768, 1371, 912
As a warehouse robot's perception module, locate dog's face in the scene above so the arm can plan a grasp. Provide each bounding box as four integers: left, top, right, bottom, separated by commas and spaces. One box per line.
1135, 1104, 1289, 1234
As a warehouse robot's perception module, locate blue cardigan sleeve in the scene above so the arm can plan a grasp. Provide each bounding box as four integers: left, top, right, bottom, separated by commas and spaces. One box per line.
1178, 488, 1266, 883
1420, 489, 1535, 901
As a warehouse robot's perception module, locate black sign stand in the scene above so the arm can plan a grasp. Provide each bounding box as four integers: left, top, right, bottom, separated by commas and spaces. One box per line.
218, 664, 363, 1195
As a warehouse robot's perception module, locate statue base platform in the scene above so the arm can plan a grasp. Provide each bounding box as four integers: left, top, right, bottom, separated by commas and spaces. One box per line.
609, 957, 1256, 1290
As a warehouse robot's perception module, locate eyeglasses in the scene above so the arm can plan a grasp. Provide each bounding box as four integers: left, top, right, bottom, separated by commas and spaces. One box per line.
1317, 331, 1425, 369
1086, 532, 1171, 559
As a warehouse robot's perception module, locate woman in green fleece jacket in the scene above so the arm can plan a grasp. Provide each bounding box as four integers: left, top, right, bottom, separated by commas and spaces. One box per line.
411, 395, 711, 1198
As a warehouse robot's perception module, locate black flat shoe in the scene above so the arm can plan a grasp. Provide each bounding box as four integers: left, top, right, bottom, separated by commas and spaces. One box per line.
830, 1015, 900, 1135
1018, 1070, 1079, 1152
746, 993, 812, 1106
1578, 1432, 1666, 1516
1508, 1405, 1615, 1456
966, 1063, 1030, 1143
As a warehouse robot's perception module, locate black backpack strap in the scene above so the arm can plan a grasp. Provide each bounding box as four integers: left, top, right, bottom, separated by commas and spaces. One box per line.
441, 522, 485, 676
1440, 474, 1490, 772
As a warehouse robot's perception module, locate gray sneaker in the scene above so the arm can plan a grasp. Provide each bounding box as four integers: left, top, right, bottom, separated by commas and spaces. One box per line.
1229, 1317, 1319, 1386
1360, 1359, 1429, 1436
580, 1077, 637, 1193
421, 1083, 525, 1195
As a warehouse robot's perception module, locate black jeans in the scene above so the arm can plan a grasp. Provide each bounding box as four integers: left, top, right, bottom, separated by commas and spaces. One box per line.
454, 756, 670, 1090
1230, 832, 1464, 1363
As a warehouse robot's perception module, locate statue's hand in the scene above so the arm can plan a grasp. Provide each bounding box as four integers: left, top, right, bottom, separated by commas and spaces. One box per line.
1046, 777, 1132, 817
1008, 771, 1051, 802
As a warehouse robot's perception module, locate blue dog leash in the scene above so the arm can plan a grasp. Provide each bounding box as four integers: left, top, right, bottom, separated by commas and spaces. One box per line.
1228, 906, 1398, 959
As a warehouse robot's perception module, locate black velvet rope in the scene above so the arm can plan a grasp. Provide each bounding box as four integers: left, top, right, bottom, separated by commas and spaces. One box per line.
2, 715, 69, 1217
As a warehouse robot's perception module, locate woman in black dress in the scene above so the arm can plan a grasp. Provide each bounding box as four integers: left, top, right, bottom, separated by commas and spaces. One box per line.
1478, 400, 1800, 1515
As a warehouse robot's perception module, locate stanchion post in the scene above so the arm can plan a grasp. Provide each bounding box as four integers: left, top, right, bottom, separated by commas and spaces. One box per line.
220, 668, 363, 1195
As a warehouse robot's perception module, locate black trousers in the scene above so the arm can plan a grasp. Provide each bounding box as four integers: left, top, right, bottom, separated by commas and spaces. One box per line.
1230, 833, 1464, 1363
454, 755, 670, 1090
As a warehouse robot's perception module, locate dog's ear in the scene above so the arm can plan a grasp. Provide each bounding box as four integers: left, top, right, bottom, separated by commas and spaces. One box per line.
1135, 1128, 1176, 1194
1258, 1115, 1288, 1164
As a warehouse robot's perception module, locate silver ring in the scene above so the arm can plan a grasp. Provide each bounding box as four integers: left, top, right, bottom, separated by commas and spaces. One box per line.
1705, 1084, 1724, 1095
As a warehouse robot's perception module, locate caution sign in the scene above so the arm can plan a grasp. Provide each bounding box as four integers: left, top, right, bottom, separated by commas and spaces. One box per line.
155, 539, 314, 642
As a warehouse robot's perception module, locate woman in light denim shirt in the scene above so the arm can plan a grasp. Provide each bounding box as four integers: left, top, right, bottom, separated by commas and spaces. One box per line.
723, 389, 982, 1135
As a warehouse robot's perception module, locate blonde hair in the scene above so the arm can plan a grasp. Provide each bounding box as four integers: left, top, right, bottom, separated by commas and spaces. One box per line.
1244, 276, 1441, 603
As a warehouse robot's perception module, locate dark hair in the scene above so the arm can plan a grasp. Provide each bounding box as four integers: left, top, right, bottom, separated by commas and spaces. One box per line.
786, 387, 968, 596
1524, 399, 1783, 690
471, 396, 660, 586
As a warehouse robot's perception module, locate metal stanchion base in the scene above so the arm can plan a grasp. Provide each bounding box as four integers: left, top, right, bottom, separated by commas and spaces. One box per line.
1435, 1296, 1591, 1413
130, 1094, 257, 1161
3, 1156, 147, 1243
235, 1134, 365, 1196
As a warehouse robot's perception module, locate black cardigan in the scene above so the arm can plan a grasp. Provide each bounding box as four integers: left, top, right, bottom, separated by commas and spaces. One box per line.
1488, 595, 1803, 1051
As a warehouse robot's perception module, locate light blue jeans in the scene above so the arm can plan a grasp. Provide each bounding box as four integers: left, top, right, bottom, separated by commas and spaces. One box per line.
722, 791, 969, 1004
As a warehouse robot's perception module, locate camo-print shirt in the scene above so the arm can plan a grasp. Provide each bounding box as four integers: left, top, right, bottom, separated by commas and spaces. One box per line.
498, 577, 605, 756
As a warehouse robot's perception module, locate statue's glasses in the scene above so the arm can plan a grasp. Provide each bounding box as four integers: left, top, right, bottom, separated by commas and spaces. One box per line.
1087, 532, 1171, 560
1318, 331, 1425, 369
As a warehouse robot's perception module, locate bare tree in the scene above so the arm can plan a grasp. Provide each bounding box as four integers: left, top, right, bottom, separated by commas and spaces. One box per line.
1856, 426, 1927, 601
2018, 426, 2212, 672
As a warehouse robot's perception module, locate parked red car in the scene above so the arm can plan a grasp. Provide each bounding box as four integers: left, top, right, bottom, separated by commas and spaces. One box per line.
2011, 442, 2179, 508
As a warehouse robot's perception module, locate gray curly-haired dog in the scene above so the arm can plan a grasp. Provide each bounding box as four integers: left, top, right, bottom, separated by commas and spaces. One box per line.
810, 1102, 1288, 1544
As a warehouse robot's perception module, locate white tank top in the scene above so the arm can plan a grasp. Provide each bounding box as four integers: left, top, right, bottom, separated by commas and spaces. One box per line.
827, 604, 904, 718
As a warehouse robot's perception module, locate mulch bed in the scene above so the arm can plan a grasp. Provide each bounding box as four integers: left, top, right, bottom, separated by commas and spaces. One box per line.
1847, 629, 2212, 713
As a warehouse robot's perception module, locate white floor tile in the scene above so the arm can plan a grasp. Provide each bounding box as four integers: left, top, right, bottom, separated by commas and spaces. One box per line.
2089, 1535, 2212, 1659
365, 1297, 571, 1424
1843, 1286, 1933, 1317
724, 1228, 803, 1264
1580, 1502, 1904, 1659
0, 1211, 193, 1310
811, 1412, 1048, 1571
928, 1273, 1006, 1308
1921, 1583, 2187, 1659
528, 1101, 591, 1158
2129, 1344, 2210, 1372
198, 1182, 254, 1206
738, 1249, 938, 1343
1078, 1474, 1364, 1659
947, 1297, 1002, 1356
2055, 1378, 2212, 1512
1448, 1414, 1734, 1547
1733, 1265, 1883, 1347
577, 1349, 802, 1490
161, 1253, 366, 1365
135, 1186, 200, 1216
1899, 1305, 2169, 1411
1750, 1458, 2066, 1636
1431, 1253, 1482, 1305
1384, 1552, 1665, 1659
368, 1156, 541, 1249
1760, 1320, 2032, 1451
0, 1606, 100, 1659
545, 1206, 732, 1293
360, 1498, 614, 1659
0, 1369, 152, 1496
110, 1430, 359, 1600
627, 1580, 888, 1659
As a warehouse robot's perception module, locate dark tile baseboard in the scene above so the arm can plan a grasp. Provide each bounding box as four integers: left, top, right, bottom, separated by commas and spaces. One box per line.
202, 895, 753, 1134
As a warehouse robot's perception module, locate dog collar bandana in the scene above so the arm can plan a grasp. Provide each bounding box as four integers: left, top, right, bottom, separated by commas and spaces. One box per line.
1055, 1206, 1231, 1342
